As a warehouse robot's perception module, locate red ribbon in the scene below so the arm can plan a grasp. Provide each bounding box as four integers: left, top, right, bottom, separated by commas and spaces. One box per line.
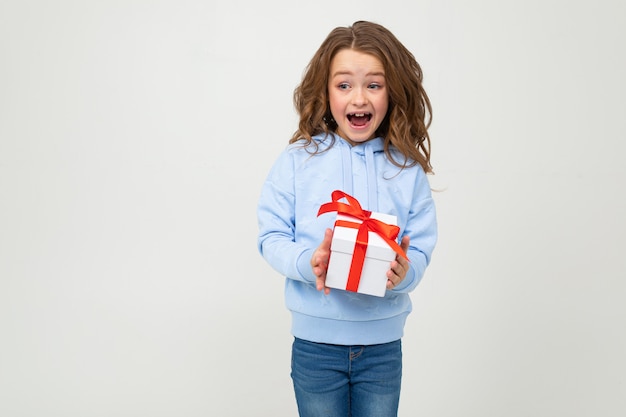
317, 190, 408, 292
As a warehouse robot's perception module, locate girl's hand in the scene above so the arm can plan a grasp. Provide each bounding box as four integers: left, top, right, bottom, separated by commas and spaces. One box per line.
311, 228, 333, 295
387, 235, 410, 290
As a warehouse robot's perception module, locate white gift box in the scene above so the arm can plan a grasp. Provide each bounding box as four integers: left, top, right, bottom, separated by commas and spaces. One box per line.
325, 212, 398, 297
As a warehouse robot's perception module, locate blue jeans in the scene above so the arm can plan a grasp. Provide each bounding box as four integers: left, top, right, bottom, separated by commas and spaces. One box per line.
291, 337, 402, 417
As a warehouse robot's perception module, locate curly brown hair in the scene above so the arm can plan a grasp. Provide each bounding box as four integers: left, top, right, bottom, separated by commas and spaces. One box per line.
290, 21, 433, 173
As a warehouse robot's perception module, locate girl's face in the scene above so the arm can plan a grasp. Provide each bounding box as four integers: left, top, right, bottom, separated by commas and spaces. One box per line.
328, 49, 389, 145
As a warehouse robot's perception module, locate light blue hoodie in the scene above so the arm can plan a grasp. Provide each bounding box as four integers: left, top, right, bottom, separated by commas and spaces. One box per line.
257, 133, 437, 345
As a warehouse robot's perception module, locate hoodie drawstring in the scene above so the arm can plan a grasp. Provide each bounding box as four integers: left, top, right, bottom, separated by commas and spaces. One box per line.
365, 145, 378, 212
341, 140, 353, 197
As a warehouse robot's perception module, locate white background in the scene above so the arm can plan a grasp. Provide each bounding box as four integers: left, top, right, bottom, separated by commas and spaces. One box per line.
1, 1, 625, 416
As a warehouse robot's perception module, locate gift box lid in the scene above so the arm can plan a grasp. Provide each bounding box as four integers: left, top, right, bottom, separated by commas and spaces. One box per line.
331, 212, 398, 261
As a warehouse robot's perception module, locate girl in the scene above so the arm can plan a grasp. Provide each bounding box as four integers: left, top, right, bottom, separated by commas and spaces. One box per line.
257, 21, 437, 417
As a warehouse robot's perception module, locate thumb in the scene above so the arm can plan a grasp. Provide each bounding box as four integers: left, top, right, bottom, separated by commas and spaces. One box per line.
400, 235, 410, 254
322, 228, 333, 250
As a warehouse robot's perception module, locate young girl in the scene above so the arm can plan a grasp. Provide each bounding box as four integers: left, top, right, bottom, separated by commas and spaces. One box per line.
257, 21, 437, 417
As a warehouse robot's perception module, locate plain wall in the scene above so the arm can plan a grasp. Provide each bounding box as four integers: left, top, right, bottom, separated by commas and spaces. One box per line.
1, 1, 624, 416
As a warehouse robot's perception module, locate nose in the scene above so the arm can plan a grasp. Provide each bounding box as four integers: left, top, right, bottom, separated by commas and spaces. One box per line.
352, 87, 368, 106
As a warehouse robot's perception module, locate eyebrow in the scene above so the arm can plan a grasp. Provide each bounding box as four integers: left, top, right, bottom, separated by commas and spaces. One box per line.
331, 70, 385, 78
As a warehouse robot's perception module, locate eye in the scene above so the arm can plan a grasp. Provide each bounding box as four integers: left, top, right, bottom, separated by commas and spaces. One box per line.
368, 83, 382, 90
338, 83, 350, 90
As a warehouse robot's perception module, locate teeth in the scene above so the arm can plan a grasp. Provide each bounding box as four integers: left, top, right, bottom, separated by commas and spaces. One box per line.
352, 113, 366, 117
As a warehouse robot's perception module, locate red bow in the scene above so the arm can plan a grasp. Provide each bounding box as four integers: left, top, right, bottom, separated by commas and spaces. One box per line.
317, 190, 408, 292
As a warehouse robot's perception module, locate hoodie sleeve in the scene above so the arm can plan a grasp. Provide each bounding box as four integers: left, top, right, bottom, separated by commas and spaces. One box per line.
391, 172, 438, 293
257, 148, 317, 284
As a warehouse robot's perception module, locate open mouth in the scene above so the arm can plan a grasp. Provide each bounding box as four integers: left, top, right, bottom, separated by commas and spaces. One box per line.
347, 113, 372, 127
